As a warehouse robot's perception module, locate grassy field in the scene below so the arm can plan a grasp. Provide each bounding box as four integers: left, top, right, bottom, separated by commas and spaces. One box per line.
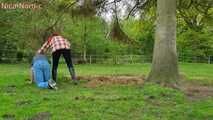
0, 63, 212, 120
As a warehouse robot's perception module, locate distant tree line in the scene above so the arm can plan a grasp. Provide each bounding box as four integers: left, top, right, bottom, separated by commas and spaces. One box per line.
0, 0, 212, 63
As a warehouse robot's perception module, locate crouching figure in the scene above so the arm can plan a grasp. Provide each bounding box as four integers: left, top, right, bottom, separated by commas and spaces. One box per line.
31, 53, 58, 90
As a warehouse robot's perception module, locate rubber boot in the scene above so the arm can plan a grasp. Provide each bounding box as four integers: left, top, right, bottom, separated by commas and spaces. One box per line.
69, 67, 78, 85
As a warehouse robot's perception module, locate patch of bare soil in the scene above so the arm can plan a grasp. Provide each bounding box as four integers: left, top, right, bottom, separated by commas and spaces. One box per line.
77, 75, 145, 87
179, 74, 213, 100
67, 75, 212, 100
28, 112, 51, 120
182, 82, 213, 100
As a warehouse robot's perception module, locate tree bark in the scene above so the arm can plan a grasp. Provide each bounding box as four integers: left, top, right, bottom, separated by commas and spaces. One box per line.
147, 0, 179, 88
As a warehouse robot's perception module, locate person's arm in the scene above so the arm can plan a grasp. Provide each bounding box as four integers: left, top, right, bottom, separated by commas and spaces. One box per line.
27, 56, 35, 84
27, 67, 34, 84
30, 67, 34, 84
37, 39, 51, 54
38, 36, 53, 54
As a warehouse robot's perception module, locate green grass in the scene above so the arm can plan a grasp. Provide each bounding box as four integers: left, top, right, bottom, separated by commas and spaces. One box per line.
179, 63, 213, 85
0, 63, 212, 120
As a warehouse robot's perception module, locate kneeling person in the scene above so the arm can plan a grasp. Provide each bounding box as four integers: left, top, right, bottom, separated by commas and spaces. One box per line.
31, 54, 57, 90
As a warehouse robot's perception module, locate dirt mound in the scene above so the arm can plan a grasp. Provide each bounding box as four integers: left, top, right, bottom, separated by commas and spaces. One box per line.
183, 84, 213, 100
77, 75, 145, 87
65, 75, 212, 100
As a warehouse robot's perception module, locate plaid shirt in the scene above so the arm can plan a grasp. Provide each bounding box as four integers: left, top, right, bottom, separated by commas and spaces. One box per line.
38, 35, 70, 53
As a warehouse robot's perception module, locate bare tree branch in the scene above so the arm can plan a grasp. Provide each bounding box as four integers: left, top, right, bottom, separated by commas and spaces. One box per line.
125, 0, 149, 20
43, 1, 78, 39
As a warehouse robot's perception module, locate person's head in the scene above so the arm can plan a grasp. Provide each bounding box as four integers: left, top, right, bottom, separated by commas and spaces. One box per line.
45, 32, 59, 43
52, 32, 59, 36
43, 27, 58, 41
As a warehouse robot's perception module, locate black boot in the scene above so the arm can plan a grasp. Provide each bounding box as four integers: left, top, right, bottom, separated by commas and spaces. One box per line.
69, 67, 78, 85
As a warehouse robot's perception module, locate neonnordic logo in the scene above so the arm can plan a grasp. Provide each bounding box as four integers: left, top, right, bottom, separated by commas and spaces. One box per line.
0, 2, 41, 10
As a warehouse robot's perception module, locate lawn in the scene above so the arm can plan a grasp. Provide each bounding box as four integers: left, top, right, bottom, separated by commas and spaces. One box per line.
0, 63, 212, 120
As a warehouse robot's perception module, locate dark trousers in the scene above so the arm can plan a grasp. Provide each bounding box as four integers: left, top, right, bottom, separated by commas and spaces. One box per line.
52, 49, 76, 81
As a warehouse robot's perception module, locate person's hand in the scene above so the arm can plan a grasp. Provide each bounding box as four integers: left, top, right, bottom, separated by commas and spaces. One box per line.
36, 50, 41, 54
37, 50, 45, 54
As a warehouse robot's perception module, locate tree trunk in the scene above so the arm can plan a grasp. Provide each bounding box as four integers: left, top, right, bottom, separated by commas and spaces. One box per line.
147, 0, 179, 88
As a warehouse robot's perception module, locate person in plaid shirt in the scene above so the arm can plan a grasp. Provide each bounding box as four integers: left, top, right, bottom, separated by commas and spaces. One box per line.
38, 32, 78, 84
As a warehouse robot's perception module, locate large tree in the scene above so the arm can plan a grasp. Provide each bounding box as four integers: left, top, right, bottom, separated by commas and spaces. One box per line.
147, 0, 179, 87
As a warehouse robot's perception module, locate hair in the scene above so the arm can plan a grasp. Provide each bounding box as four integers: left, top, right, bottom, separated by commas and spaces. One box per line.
52, 32, 59, 36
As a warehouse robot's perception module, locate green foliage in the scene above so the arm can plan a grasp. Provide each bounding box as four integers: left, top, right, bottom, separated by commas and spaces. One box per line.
123, 19, 154, 59
0, 9, 26, 62
177, 0, 212, 31
0, 0, 212, 63
177, 29, 213, 62
62, 16, 133, 62
137, 21, 155, 58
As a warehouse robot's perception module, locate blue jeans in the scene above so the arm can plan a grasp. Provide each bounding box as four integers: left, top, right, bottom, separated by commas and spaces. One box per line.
33, 60, 50, 88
